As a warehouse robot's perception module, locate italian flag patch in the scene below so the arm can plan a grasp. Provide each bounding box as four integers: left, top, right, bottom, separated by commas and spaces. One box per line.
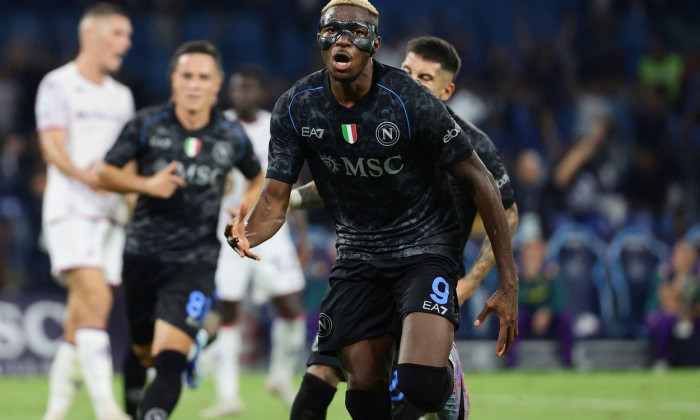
341, 124, 358, 144
184, 137, 201, 157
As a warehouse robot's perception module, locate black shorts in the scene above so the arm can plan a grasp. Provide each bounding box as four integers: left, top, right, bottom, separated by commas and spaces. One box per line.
317, 253, 460, 354
122, 254, 216, 345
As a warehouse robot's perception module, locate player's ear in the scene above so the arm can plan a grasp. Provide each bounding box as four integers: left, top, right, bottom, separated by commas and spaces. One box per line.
372, 36, 381, 54
441, 82, 456, 101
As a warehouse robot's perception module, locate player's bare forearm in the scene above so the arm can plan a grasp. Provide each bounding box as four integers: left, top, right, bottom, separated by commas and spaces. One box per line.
458, 203, 519, 305
451, 155, 518, 287
289, 181, 325, 211
39, 129, 91, 184
245, 178, 291, 248
97, 162, 149, 194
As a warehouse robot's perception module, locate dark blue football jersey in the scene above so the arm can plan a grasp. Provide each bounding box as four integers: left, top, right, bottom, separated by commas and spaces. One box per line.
267, 61, 474, 261
448, 109, 515, 244
104, 103, 261, 263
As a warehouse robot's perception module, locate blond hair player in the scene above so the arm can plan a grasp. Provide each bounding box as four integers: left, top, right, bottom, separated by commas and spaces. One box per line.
35, 3, 134, 420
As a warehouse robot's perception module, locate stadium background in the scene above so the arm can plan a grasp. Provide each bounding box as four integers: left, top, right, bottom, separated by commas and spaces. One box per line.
1, 0, 700, 413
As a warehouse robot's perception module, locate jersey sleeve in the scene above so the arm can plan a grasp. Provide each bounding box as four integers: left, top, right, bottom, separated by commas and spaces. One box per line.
104, 117, 141, 168
233, 130, 262, 179
463, 120, 515, 209
35, 74, 69, 131
412, 88, 473, 168
266, 93, 306, 184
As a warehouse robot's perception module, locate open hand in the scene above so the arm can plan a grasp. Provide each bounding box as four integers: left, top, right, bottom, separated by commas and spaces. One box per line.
224, 202, 260, 260
474, 284, 519, 357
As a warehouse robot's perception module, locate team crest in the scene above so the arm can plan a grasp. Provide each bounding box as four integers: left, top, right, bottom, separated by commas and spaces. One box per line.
341, 124, 358, 144
318, 313, 333, 337
375, 122, 400, 146
184, 137, 202, 158
212, 141, 234, 165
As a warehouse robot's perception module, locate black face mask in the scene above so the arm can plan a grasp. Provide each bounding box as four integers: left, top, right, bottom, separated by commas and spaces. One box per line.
318, 20, 378, 55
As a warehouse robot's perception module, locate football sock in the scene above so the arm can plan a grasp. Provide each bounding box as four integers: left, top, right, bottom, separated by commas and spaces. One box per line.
210, 323, 242, 401
123, 346, 147, 418
345, 389, 392, 420
75, 328, 121, 419
290, 373, 337, 420
43, 341, 81, 419
140, 351, 187, 419
268, 316, 305, 386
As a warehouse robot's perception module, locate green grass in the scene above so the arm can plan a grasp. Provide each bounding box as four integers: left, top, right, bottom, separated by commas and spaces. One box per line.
1, 369, 699, 419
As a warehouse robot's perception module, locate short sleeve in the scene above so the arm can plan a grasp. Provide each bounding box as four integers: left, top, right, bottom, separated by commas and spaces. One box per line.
35, 74, 68, 131
104, 118, 141, 167
412, 88, 473, 169
265, 94, 306, 184
462, 119, 515, 209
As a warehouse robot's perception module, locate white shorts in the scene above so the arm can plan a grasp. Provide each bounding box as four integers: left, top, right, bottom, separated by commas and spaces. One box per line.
215, 230, 305, 303
43, 217, 125, 286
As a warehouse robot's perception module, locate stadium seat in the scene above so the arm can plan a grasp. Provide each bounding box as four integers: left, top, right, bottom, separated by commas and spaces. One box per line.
546, 222, 615, 337
606, 225, 670, 338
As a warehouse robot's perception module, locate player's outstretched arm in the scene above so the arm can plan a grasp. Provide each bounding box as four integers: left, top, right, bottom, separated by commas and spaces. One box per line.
450, 153, 519, 357
225, 178, 291, 259
456, 203, 519, 306
288, 181, 325, 211
39, 128, 102, 190
97, 161, 185, 198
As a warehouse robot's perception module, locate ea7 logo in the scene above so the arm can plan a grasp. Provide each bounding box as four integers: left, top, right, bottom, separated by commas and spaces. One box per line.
302, 127, 325, 138
423, 300, 448, 315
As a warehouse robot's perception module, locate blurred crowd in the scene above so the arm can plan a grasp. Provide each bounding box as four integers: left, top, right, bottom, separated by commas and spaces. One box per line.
1, 0, 699, 364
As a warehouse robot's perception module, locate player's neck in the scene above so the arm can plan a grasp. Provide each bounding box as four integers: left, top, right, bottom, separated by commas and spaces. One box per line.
329, 61, 374, 108
75, 53, 107, 84
235, 108, 258, 123
175, 105, 211, 131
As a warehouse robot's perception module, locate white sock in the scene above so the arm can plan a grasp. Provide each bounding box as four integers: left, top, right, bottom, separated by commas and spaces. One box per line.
210, 324, 242, 402
75, 328, 120, 419
43, 341, 81, 419
268, 316, 305, 385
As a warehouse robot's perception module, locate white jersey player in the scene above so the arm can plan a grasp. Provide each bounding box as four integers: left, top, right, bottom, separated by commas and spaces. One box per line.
35, 4, 133, 420
202, 68, 307, 418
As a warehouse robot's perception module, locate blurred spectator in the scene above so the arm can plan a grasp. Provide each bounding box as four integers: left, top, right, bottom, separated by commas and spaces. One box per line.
0, 133, 34, 291
551, 68, 631, 238
645, 240, 700, 367
511, 149, 555, 238
0, 67, 21, 135
506, 236, 573, 367
638, 36, 684, 108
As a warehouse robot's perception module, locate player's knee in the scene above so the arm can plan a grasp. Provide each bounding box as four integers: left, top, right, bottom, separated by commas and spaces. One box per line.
396, 363, 452, 412
220, 301, 240, 323
307, 364, 343, 387
272, 293, 304, 318
133, 345, 153, 368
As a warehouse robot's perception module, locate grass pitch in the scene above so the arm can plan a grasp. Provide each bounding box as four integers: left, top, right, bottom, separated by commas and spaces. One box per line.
1, 369, 698, 419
